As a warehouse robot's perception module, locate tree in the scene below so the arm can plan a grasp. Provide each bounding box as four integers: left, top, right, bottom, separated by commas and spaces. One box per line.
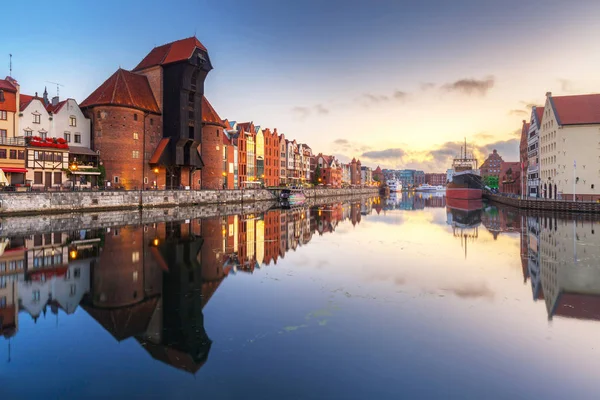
312, 165, 322, 185
483, 175, 498, 189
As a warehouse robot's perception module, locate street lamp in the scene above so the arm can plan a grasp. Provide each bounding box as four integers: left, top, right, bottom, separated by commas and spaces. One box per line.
69, 163, 78, 191
222, 171, 227, 190
153, 167, 159, 190
261, 173, 265, 188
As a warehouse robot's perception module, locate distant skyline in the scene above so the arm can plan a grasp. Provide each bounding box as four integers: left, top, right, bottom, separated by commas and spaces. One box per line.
4, 0, 600, 171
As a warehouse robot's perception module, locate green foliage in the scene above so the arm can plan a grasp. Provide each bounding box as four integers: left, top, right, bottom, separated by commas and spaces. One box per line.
483, 175, 499, 188
312, 165, 322, 185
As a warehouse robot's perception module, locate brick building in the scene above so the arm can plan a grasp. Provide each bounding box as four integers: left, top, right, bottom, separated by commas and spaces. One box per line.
350, 158, 361, 185
200, 97, 227, 189
480, 149, 504, 180
263, 128, 279, 187
372, 166, 383, 183
316, 153, 342, 187
499, 161, 522, 195
81, 37, 213, 190
425, 173, 446, 186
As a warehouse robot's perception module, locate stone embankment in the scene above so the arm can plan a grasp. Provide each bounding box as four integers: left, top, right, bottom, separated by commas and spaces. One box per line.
0, 187, 378, 216
484, 193, 600, 213
0, 191, 377, 236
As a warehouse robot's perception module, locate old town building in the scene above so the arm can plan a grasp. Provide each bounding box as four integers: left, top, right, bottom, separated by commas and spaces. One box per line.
539, 92, 600, 200
0, 77, 27, 186
372, 166, 383, 183
350, 158, 361, 185
361, 166, 372, 185
519, 119, 529, 194
499, 161, 522, 195
316, 153, 342, 187
200, 97, 227, 190
480, 149, 504, 181
526, 106, 543, 197
425, 173, 446, 186
81, 37, 213, 190
341, 163, 351, 186
263, 128, 279, 187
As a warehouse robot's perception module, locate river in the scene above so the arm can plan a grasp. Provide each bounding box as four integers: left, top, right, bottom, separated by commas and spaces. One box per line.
1, 192, 600, 399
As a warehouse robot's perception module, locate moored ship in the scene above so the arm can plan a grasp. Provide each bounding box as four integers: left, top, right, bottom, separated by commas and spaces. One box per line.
386, 179, 402, 192
447, 139, 483, 200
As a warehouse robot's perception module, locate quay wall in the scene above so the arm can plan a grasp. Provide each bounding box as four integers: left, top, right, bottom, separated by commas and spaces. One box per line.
0, 188, 378, 216
0, 192, 378, 236
485, 193, 600, 213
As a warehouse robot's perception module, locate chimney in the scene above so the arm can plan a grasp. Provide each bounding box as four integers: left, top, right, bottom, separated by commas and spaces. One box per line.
52, 96, 59, 106
546, 91, 552, 97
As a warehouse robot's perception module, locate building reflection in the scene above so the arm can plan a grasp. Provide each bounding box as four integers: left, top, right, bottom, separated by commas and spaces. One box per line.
384, 191, 446, 211
0, 198, 371, 371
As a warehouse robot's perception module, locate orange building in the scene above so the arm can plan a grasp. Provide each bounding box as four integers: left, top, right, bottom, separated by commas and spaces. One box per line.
263, 128, 280, 187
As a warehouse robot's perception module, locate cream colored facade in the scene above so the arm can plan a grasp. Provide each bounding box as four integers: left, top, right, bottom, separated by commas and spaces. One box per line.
539, 93, 600, 199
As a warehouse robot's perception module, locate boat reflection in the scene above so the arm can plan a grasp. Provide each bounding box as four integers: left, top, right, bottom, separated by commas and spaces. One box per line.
0, 198, 375, 372
384, 191, 446, 210
446, 199, 482, 258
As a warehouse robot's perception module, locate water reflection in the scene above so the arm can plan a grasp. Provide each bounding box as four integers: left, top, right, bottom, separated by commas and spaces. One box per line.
0, 198, 378, 372
384, 191, 446, 210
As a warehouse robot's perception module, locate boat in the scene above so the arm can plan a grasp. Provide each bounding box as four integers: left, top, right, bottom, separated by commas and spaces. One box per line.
415, 184, 445, 192
386, 179, 402, 192
446, 139, 483, 200
280, 189, 306, 202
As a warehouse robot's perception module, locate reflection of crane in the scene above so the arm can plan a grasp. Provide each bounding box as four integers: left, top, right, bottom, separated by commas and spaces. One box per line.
45, 81, 64, 97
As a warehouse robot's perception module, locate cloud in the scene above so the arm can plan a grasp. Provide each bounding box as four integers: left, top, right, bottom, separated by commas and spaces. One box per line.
420, 82, 436, 91
333, 139, 349, 145
361, 148, 405, 161
315, 104, 329, 115
292, 104, 330, 119
442, 283, 495, 300
520, 101, 537, 109
508, 109, 528, 116
291, 106, 310, 119
442, 76, 495, 96
393, 90, 408, 101
359, 90, 409, 107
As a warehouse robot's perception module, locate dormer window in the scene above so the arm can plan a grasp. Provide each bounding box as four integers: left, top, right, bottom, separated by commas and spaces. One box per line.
33, 113, 41, 124
69, 116, 76, 127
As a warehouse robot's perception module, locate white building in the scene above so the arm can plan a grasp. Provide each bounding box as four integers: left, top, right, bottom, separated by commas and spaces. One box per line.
526, 106, 543, 197
539, 92, 600, 200
19, 94, 50, 139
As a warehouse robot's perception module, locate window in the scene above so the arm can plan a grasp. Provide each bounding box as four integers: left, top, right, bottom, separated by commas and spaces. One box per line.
40, 131, 47, 140
0, 111, 6, 120
97, 111, 101, 119
54, 171, 62, 184
133, 113, 138, 121
150, 118, 153, 126
25, 129, 32, 137
143, 177, 148, 184
132, 150, 139, 159
0, 296, 5, 308
114, 176, 119, 183
96, 130, 102, 138
74, 268, 81, 278
132, 252, 140, 262
64, 132, 71, 142
34, 172, 43, 184
0, 149, 5, 159
0, 129, 6, 139
74, 134, 81, 143
33, 113, 41, 124
33, 290, 41, 302
133, 132, 139, 140
9, 149, 16, 159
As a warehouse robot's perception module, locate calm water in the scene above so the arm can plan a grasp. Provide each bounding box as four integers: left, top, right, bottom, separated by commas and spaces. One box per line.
2, 192, 600, 399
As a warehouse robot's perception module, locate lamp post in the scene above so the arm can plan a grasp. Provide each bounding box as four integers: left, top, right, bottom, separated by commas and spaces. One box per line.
69, 163, 78, 191
153, 167, 159, 190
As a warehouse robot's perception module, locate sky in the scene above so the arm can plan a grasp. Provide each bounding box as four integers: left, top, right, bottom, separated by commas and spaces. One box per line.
3, 0, 600, 172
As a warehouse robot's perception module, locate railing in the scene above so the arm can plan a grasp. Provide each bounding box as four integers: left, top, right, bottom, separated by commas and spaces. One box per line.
0, 137, 26, 146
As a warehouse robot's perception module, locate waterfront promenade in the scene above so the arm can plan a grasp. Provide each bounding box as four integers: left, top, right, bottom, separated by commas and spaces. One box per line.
0, 187, 378, 216
485, 192, 600, 213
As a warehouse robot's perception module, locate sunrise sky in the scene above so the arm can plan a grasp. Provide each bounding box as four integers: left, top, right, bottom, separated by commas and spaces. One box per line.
5, 0, 600, 171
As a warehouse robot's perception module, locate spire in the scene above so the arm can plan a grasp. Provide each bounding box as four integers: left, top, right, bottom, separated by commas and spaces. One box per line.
43, 86, 49, 105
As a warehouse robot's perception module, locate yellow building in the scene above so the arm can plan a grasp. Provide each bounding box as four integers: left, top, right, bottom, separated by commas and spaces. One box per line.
0, 77, 27, 186
539, 92, 600, 201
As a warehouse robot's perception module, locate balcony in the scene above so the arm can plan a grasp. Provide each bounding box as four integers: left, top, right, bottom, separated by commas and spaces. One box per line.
0, 137, 26, 146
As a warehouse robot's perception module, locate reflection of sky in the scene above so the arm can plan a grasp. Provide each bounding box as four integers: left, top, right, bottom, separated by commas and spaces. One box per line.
3, 209, 600, 398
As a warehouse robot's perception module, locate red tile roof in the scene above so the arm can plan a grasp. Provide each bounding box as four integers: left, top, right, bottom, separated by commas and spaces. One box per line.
0, 78, 17, 92
46, 100, 67, 114
237, 122, 254, 133
551, 94, 600, 125
201, 96, 226, 127
149, 138, 170, 165
19, 94, 35, 111
133, 37, 208, 71
534, 107, 544, 125
80, 69, 160, 114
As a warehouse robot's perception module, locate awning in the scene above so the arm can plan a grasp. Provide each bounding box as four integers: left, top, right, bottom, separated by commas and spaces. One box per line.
69, 146, 99, 156
1, 167, 27, 173
0, 169, 7, 185
72, 170, 101, 176
149, 138, 170, 165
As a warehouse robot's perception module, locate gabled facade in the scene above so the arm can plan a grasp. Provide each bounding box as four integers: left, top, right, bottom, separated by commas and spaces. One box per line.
480, 149, 504, 180
526, 106, 543, 197
278, 134, 286, 185
316, 153, 342, 187
0, 77, 27, 186
263, 128, 279, 187
539, 92, 600, 200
